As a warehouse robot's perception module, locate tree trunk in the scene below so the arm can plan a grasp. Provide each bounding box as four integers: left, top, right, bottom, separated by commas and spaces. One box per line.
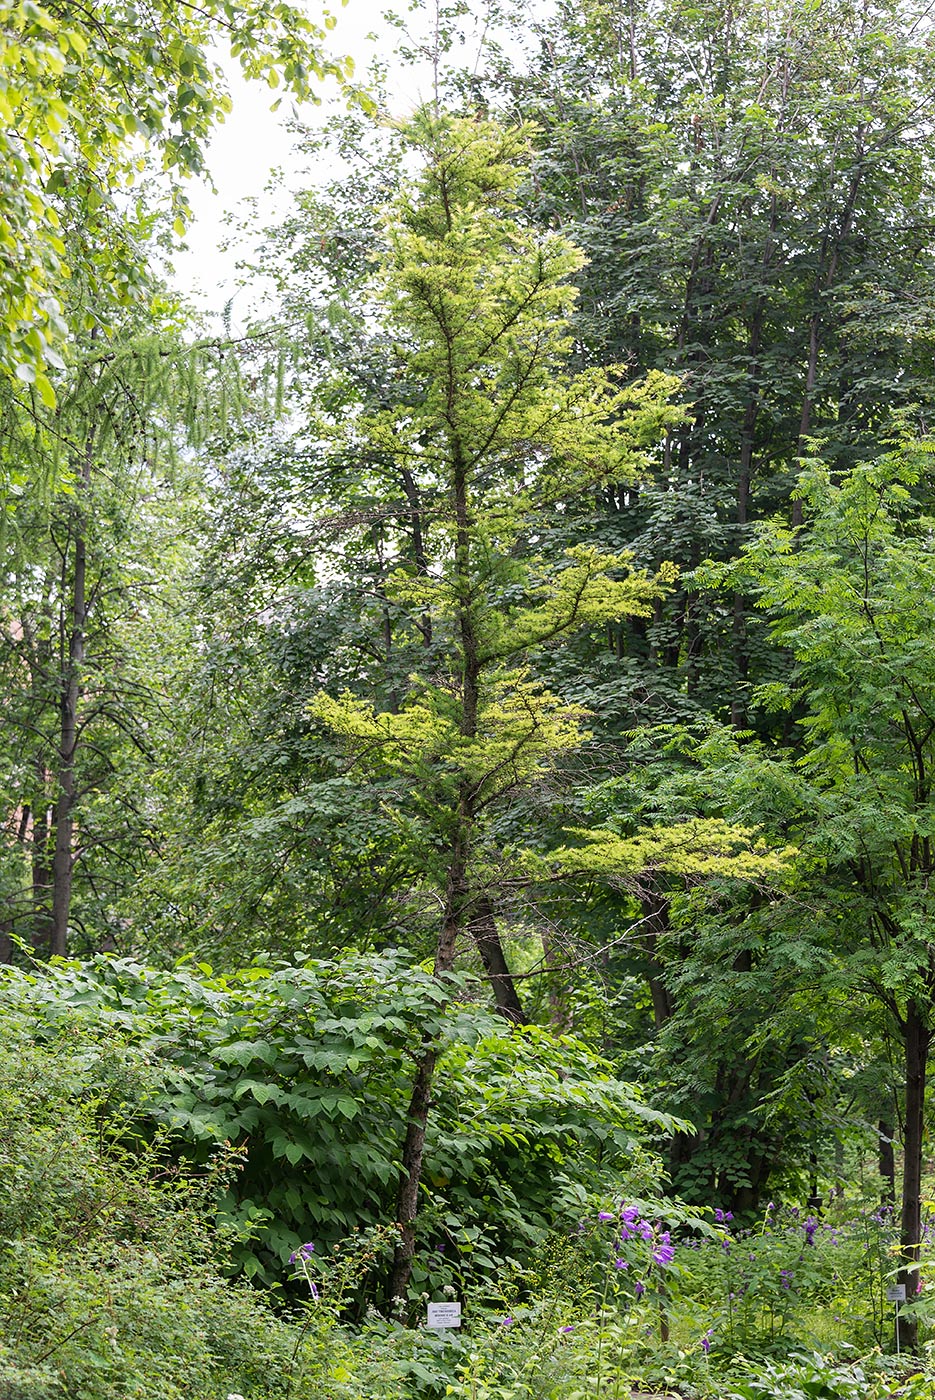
50, 448, 91, 959
390, 427, 480, 1304
470, 895, 525, 1024
389, 829, 466, 1303
31, 790, 55, 954
640, 886, 673, 1030
897, 997, 929, 1353
792, 144, 865, 529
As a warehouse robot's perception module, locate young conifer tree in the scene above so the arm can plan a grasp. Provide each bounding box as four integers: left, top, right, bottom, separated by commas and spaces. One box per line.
310, 110, 680, 1299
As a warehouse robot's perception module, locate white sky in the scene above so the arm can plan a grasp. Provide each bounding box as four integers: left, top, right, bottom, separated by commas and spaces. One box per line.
170, 4, 439, 322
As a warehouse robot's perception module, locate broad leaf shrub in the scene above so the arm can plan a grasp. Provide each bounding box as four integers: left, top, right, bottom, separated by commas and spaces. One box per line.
0, 952, 674, 1305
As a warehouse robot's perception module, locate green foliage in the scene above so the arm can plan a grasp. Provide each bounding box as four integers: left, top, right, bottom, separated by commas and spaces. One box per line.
0, 0, 355, 396
0, 953, 674, 1297
0, 1014, 328, 1399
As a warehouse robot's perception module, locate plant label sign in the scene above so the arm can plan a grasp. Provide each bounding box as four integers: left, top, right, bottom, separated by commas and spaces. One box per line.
886, 1284, 907, 1303
427, 1301, 462, 1329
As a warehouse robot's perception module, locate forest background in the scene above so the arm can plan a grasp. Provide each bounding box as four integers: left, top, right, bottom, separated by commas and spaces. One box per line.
4, 0, 935, 1396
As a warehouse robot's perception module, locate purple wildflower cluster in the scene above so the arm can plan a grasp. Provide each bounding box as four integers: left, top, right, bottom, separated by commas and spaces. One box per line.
596, 1203, 676, 1298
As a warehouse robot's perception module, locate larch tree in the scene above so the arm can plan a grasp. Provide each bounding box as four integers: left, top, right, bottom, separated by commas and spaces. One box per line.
307, 109, 680, 1300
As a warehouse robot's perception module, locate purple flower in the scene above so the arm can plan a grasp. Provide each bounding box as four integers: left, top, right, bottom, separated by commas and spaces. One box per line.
500, 1316, 513, 1327
620, 1207, 642, 1240
639, 1222, 654, 1241
714, 1208, 733, 1224
701, 1330, 712, 1354
804, 1216, 818, 1246
289, 1242, 315, 1263
634, 1280, 646, 1297
561, 1325, 575, 1333
652, 1244, 675, 1265
613, 1257, 628, 1270
779, 1269, 793, 1290
598, 1211, 615, 1222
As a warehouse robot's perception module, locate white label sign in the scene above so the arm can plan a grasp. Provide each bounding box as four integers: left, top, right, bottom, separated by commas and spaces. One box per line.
427, 1301, 462, 1329
886, 1284, 907, 1302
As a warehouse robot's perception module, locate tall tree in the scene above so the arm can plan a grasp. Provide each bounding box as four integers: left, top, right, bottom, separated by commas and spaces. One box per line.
449, 0, 935, 1206
728, 434, 935, 1349
307, 109, 679, 1298
0, 314, 226, 959
483, 0, 935, 723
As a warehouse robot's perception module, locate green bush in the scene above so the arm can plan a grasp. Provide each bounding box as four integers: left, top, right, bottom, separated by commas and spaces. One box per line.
0, 953, 673, 1303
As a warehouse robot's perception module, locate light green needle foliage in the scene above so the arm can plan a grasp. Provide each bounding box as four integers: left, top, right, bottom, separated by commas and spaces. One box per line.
550, 817, 793, 883
312, 670, 589, 807
312, 109, 680, 870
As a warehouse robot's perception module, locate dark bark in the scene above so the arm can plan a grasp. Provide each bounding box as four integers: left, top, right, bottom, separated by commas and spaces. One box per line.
389, 841, 465, 1303
389, 418, 479, 1305
50, 440, 92, 959
640, 886, 673, 1030
470, 896, 525, 1024
731, 293, 765, 727
792, 143, 865, 530
897, 997, 929, 1353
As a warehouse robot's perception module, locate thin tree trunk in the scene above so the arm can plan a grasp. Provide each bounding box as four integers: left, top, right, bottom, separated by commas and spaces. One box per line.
731, 294, 766, 727
897, 997, 929, 1352
399, 465, 433, 647
32, 792, 54, 954
390, 424, 479, 1305
389, 824, 466, 1302
640, 886, 673, 1029
50, 439, 92, 958
792, 143, 865, 529
470, 895, 525, 1024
